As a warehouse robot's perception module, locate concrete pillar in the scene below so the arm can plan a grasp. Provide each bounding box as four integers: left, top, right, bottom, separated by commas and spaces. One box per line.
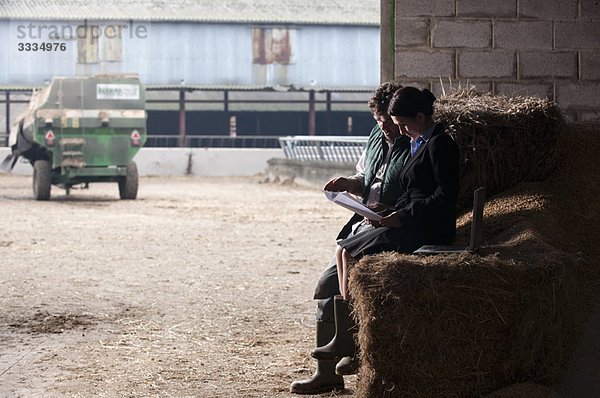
380, 0, 396, 82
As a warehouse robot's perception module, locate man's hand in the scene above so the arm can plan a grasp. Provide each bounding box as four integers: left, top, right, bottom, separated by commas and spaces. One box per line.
379, 211, 402, 228
324, 177, 357, 192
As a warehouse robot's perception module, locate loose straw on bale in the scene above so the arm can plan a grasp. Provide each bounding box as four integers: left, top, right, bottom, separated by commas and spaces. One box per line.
435, 88, 564, 207
484, 382, 562, 398
349, 251, 583, 398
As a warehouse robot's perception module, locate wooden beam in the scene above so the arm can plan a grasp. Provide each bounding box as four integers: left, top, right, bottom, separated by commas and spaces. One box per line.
178, 89, 186, 147
5, 91, 10, 146
308, 90, 316, 135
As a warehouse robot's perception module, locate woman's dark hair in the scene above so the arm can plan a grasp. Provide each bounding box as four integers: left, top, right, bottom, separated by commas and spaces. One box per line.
388, 87, 436, 118
368, 81, 403, 115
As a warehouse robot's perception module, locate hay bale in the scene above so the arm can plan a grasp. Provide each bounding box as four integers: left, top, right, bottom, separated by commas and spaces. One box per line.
435, 89, 564, 207
349, 250, 582, 398
484, 383, 562, 398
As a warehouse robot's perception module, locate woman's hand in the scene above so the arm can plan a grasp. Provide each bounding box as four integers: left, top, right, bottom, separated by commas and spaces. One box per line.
364, 218, 380, 227
399, 124, 410, 136
363, 203, 395, 227
379, 211, 402, 228
368, 202, 394, 213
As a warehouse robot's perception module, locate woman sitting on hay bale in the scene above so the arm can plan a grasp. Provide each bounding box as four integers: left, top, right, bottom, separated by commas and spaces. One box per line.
311, 87, 461, 364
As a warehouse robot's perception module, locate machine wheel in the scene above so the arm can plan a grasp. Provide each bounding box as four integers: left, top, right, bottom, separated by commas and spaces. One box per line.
33, 160, 52, 201
119, 161, 138, 200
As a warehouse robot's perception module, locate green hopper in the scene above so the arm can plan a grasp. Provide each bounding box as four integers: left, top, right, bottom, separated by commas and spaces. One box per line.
3, 74, 146, 200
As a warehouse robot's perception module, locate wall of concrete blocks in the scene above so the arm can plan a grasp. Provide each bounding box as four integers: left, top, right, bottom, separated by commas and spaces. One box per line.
393, 0, 600, 121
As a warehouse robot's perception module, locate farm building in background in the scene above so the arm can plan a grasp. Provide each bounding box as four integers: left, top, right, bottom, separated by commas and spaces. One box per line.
0, 0, 381, 146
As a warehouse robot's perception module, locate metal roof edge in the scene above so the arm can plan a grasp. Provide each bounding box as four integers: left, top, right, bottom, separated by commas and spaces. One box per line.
0, 16, 379, 26
146, 84, 376, 92
0, 83, 376, 93
0, 85, 40, 91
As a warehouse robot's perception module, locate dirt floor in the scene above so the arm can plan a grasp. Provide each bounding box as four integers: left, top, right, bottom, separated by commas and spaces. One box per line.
0, 174, 358, 397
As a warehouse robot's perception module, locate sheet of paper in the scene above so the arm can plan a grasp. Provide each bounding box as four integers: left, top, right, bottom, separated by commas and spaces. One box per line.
324, 191, 383, 221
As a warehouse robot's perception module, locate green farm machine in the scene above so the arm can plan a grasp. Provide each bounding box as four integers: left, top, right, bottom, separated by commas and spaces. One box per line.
2, 74, 146, 200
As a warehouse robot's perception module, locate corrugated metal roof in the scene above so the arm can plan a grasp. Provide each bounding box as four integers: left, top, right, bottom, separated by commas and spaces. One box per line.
0, 0, 379, 26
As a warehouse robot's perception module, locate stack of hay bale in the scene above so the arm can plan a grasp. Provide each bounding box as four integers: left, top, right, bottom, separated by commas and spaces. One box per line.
351, 251, 583, 397
435, 88, 563, 207
348, 90, 593, 397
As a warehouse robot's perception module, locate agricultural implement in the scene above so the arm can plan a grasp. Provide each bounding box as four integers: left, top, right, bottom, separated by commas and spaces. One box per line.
2, 74, 146, 200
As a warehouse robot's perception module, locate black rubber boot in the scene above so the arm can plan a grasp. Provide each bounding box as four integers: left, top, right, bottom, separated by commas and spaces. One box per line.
335, 355, 359, 375
311, 296, 357, 360
290, 321, 345, 394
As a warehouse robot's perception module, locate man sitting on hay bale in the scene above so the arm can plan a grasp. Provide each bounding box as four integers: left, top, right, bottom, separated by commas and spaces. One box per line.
290, 80, 409, 394
291, 86, 460, 394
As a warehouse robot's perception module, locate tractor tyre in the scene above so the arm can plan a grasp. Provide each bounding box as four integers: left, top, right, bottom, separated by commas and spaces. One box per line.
33, 160, 51, 201
119, 161, 138, 200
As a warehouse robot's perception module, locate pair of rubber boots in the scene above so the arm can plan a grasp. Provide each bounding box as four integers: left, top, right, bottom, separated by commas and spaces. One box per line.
290, 296, 358, 394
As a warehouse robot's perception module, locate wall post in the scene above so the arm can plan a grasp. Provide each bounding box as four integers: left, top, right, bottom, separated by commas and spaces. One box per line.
380, 0, 396, 82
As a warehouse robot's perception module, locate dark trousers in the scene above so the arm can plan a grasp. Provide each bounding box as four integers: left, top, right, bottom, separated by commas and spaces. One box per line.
314, 255, 339, 322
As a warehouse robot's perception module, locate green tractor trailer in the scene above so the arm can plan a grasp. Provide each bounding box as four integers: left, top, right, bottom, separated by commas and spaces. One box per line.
3, 74, 146, 200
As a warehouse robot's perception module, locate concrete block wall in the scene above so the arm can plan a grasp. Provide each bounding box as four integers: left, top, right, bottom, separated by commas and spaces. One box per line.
393, 0, 600, 120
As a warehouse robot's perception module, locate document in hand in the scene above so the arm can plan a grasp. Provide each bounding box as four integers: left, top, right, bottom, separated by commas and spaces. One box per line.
324, 191, 382, 221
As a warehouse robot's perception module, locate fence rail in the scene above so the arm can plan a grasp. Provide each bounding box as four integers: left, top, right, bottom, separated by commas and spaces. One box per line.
278, 135, 367, 163
3, 134, 368, 164
145, 135, 281, 148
